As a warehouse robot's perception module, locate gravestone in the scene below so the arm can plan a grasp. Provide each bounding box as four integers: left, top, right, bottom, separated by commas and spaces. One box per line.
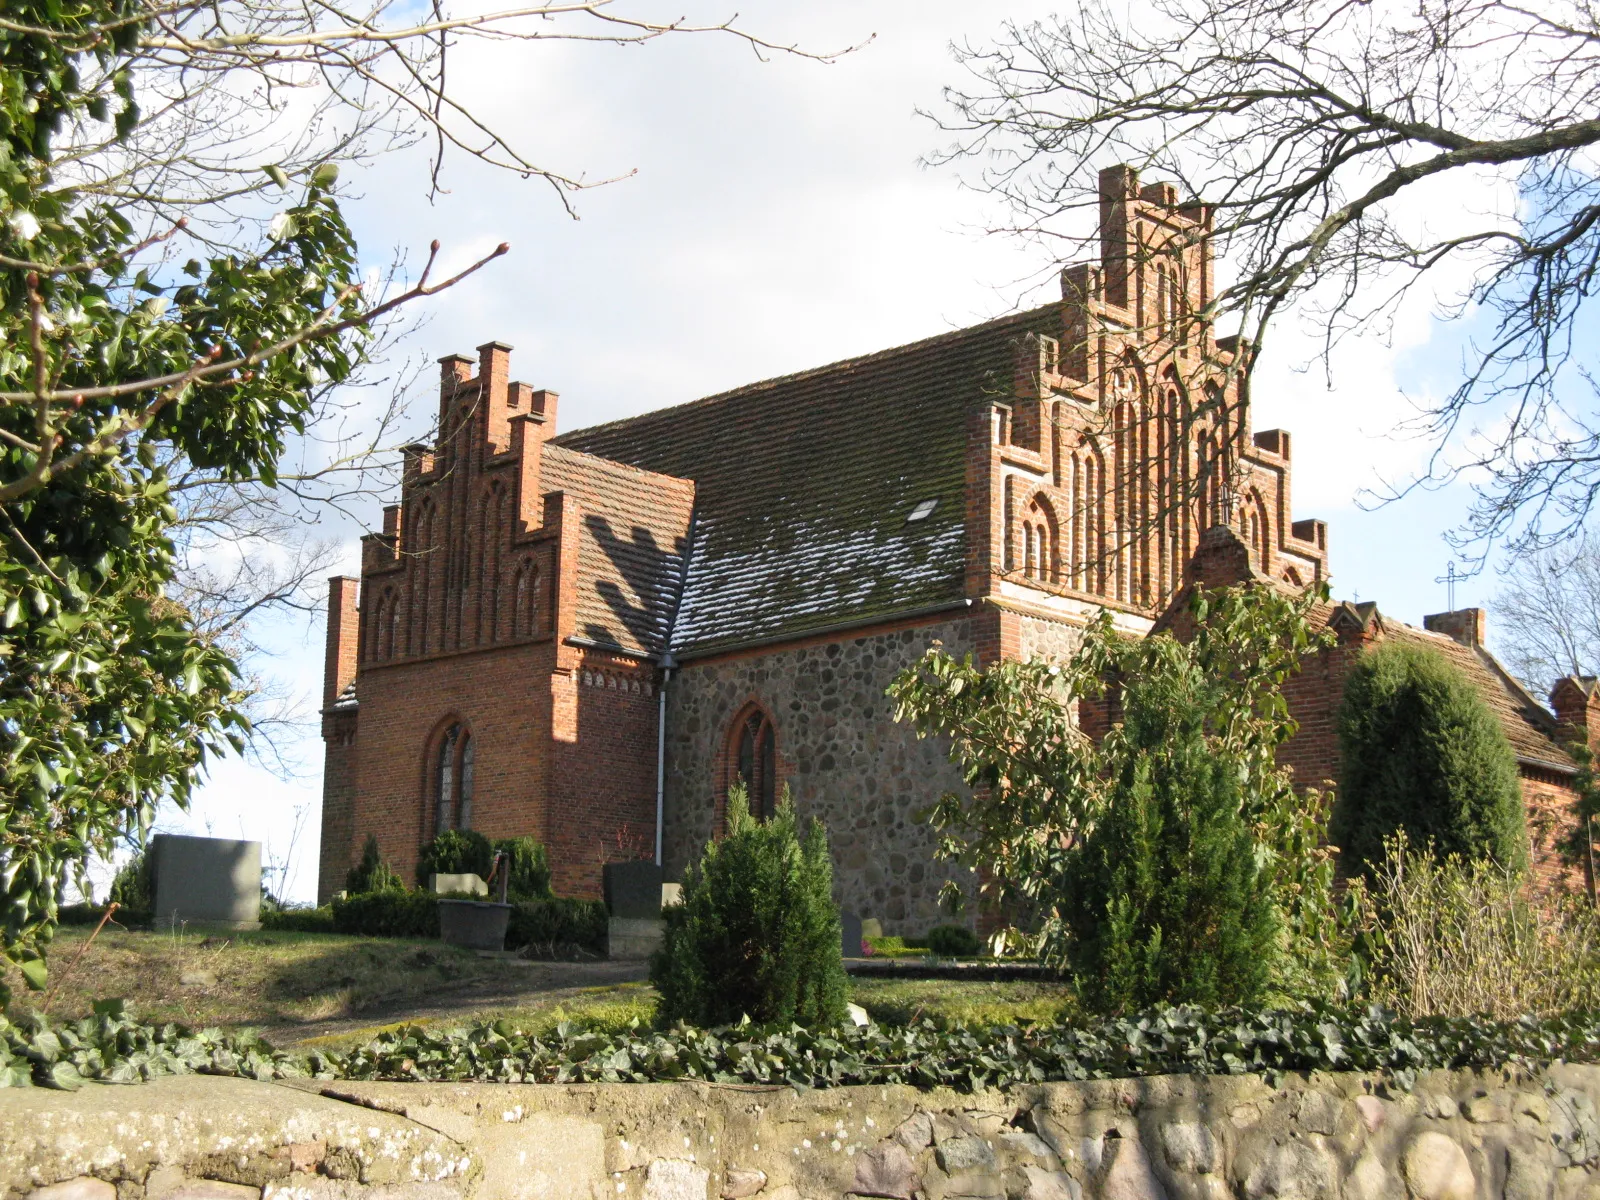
151, 834, 261, 929
840, 910, 863, 959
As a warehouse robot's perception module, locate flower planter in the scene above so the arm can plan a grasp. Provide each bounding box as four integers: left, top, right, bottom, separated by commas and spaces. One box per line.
437, 899, 512, 951
602, 860, 663, 919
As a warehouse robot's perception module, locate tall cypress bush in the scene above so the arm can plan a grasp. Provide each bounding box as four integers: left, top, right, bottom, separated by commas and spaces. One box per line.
652, 785, 848, 1028
1333, 640, 1527, 873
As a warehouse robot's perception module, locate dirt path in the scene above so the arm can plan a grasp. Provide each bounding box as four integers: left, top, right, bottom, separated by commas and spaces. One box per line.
261, 958, 651, 1047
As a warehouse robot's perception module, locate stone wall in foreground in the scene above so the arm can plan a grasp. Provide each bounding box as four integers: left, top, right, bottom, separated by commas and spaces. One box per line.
8, 1066, 1600, 1200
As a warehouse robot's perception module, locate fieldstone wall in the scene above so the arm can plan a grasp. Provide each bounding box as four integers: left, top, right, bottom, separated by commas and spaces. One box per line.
1013, 613, 1084, 665
662, 617, 979, 935
10, 1066, 1600, 1199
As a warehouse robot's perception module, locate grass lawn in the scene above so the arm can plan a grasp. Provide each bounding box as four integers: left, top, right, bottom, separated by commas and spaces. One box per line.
9, 927, 1076, 1046
6, 926, 539, 1032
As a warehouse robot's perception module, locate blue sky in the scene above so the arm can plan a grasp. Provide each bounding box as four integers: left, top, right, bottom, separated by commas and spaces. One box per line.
150, 2, 1514, 903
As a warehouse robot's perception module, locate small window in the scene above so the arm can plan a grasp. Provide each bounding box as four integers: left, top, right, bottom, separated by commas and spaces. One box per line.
734, 708, 777, 821
906, 499, 939, 523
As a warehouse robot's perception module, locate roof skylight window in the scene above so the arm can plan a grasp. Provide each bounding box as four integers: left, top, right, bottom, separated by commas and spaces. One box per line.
906, 499, 939, 523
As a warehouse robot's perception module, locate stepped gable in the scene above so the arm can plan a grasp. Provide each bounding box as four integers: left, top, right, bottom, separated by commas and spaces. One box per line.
540, 443, 694, 657
557, 307, 1062, 657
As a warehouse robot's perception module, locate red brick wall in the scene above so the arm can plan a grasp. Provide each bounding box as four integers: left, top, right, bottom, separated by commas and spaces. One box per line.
549, 656, 662, 898
337, 638, 558, 892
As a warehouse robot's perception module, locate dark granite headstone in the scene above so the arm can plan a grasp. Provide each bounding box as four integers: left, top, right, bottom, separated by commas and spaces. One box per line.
840, 910, 863, 960
603, 860, 663, 919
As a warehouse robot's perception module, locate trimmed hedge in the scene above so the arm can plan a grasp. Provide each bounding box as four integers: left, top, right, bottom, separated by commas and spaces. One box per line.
260, 906, 336, 934
506, 897, 606, 955
328, 888, 604, 949
13, 1000, 1600, 1092
331, 890, 440, 939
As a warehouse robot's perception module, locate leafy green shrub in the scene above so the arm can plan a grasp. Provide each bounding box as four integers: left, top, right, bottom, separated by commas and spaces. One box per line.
260, 906, 337, 934
1334, 640, 1527, 873
22, 1000, 1600, 1093
494, 836, 553, 901
345, 835, 404, 895
1353, 834, 1600, 1018
506, 897, 607, 954
109, 850, 155, 913
924, 924, 981, 957
652, 785, 848, 1027
892, 583, 1348, 1006
416, 829, 494, 885
331, 890, 439, 939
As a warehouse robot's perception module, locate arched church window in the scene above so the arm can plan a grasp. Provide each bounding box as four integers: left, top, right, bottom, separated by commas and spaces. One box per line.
513, 562, 538, 636
433, 723, 476, 833
734, 708, 776, 821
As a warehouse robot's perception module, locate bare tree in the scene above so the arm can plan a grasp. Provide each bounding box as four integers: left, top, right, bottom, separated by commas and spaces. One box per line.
1494, 534, 1600, 697
931, 0, 1600, 560
5, 3, 853, 782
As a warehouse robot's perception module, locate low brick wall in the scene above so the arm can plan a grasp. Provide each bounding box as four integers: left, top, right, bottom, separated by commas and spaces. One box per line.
6, 1065, 1600, 1199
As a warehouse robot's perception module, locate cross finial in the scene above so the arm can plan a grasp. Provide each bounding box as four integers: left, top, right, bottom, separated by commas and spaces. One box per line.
1433, 561, 1462, 611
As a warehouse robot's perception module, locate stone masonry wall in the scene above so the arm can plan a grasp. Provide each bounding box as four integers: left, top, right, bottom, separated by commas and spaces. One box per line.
663, 616, 979, 935
1012, 613, 1085, 665
10, 1066, 1600, 1199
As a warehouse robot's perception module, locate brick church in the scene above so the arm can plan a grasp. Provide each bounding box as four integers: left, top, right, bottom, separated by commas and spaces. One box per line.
317, 166, 1596, 920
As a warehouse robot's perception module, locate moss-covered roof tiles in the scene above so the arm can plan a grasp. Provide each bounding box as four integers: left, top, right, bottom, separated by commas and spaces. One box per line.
540, 444, 695, 657
556, 306, 1059, 657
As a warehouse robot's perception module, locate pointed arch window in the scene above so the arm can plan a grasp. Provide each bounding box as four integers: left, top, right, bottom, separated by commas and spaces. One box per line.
733, 708, 776, 821
433, 723, 476, 833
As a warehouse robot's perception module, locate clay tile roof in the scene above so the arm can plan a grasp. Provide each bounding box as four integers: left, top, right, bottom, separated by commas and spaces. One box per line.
539, 443, 695, 657
555, 305, 1061, 656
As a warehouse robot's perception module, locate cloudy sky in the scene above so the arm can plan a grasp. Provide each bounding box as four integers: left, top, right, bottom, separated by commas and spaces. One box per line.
155, 2, 1502, 903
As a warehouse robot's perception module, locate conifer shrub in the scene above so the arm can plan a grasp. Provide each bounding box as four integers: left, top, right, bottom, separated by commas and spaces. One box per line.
1334, 640, 1527, 873
415, 829, 494, 885
651, 785, 848, 1028
1062, 695, 1280, 1013
345, 835, 405, 895
495, 836, 553, 901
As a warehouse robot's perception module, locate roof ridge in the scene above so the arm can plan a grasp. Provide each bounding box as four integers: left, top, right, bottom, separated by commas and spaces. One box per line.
555, 302, 1059, 445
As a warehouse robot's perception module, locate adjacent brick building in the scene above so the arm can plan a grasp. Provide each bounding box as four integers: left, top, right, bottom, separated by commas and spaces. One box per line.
318, 165, 1596, 919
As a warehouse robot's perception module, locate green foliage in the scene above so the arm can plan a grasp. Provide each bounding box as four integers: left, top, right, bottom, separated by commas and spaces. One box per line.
108, 850, 154, 913
891, 582, 1347, 1003
15, 1000, 1600, 1093
1353, 834, 1600, 1018
0, 1, 380, 1003
506, 897, 607, 955
652, 785, 848, 1028
259, 906, 336, 934
0, 999, 301, 1089
344, 836, 404, 896
494, 836, 553, 901
1062, 721, 1279, 1012
416, 830, 494, 885
1334, 641, 1528, 873
923, 925, 981, 957
331, 890, 439, 940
